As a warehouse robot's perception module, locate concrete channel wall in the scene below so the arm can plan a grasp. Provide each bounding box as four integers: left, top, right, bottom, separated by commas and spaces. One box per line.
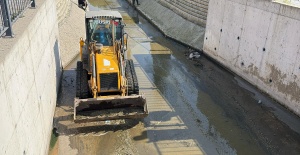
56, 0, 86, 68
134, 0, 299, 116
134, 0, 207, 50
0, 0, 61, 154
203, 0, 300, 115
56, 0, 71, 25
157, 0, 209, 27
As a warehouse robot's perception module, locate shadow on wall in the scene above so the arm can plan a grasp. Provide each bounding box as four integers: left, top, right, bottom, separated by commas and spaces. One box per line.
54, 39, 62, 93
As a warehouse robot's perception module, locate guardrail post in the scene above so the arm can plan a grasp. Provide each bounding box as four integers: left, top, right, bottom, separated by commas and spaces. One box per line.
1, 0, 13, 36
31, 0, 36, 7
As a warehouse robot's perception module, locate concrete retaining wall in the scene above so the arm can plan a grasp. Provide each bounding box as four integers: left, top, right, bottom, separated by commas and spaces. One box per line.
157, 0, 209, 27
135, 0, 206, 50
204, 0, 300, 115
56, 0, 71, 25
56, 0, 85, 68
134, 0, 299, 116
0, 0, 61, 154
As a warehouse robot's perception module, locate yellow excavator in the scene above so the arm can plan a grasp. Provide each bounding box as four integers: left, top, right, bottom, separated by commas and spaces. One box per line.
74, 10, 148, 123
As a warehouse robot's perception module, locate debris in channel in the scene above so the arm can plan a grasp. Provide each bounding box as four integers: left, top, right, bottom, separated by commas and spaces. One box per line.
189, 52, 201, 59
185, 48, 204, 68
185, 48, 201, 60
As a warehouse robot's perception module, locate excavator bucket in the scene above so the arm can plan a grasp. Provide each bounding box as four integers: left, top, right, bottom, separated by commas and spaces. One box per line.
74, 95, 148, 123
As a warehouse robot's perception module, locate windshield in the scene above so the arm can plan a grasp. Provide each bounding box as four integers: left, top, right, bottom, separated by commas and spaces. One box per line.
92, 24, 112, 46
87, 19, 114, 46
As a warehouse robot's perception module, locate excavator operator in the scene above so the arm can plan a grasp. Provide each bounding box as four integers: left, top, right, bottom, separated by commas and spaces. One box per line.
92, 24, 112, 46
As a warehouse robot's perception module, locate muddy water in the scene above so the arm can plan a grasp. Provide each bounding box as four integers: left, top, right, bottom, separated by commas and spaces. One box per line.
53, 0, 300, 154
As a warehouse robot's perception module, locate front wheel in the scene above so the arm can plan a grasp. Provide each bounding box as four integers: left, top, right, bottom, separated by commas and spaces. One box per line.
76, 61, 90, 99
125, 59, 139, 95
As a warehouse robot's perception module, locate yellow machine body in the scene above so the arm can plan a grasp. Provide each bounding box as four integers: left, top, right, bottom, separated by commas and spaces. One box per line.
74, 10, 148, 123
94, 46, 121, 93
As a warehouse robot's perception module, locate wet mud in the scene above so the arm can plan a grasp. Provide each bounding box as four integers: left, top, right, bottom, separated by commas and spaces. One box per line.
52, 0, 300, 154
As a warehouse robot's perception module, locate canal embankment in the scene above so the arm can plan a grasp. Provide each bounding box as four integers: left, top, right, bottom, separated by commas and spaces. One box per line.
0, 0, 62, 154
127, 0, 207, 51
129, 0, 300, 116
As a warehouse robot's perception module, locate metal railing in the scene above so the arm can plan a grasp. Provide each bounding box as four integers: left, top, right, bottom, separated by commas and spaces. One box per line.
0, 0, 35, 37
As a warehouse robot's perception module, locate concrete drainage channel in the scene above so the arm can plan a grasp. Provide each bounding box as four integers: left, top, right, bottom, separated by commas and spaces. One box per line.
50, 0, 300, 155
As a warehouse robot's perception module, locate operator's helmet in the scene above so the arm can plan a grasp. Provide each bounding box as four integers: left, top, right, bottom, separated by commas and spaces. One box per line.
99, 24, 110, 30
99, 24, 105, 28
93, 24, 110, 45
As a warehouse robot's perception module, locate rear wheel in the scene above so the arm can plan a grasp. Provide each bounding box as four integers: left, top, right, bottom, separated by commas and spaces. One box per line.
125, 60, 134, 95
76, 61, 90, 99
125, 59, 139, 95
128, 59, 139, 95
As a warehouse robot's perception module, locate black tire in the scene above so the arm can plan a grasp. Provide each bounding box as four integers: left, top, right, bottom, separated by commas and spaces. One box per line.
76, 61, 90, 99
128, 59, 139, 95
125, 59, 139, 95
76, 61, 82, 98
125, 60, 134, 95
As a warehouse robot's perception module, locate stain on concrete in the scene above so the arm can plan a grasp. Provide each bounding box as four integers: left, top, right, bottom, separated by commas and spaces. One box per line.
246, 62, 300, 104
268, 64, 300, 102
247, 63, 264, 81
246, 63, 299, 105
